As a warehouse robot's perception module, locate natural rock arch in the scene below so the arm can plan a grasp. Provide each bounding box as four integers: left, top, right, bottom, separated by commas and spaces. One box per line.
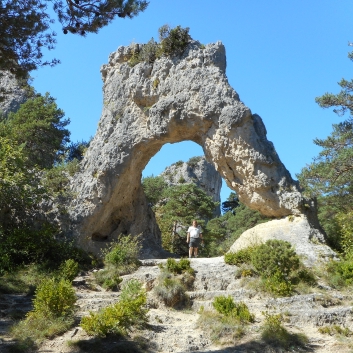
69, 41, 309, 257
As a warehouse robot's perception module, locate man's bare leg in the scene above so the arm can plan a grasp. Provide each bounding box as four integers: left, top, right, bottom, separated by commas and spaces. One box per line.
194, 247, 198, 257
189, 247, 194, 258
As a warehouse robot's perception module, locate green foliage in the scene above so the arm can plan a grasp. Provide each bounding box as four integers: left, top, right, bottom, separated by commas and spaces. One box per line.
153, 270, 187, 307
158, 25, 191, 57
186, 156, 202, 168
205, 203, 270, 256
165, 258, 194, 275
127, 25, 191, 67
318, 325, 352, 337
0, 223, 71, 274
226, 241, 313, 297
224, 247, 254, 265
94, 235, 141, 290
155, 183, 218, 254
0, 137, 43, 229
11, 313, 74, 350
142, 175, 167, 205
251, 240, 300, 278
0, 1, 148, 79
41, 158, 80, 197
261, 311, 309, 349
80, 279, 148, 337
326, 259, 353, 288
221, 192, 240, 214
58, 259, 79, 282
262, 270, 293, 297
104, 234, 141, 269
197, 310, 246, 345
1, 93, 70, 169
0, 0, 58, 79
297, 50, 353, 255
32, 277, 76, 317
212, 295, 254, 323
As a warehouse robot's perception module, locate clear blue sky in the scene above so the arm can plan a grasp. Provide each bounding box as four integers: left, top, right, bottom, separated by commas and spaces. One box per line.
31, 1, 352, 203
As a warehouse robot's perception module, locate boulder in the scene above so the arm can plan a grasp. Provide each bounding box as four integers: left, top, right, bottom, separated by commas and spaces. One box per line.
228, 215, 338, 267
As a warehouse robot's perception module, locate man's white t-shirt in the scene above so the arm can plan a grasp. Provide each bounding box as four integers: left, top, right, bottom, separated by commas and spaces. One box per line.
187, 226, 202, 238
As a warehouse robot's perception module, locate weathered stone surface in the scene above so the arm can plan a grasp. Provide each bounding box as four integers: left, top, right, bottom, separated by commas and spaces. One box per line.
160, 156, 222, 216
229, 215, 338, 267
69, 40, 310, 256
0, 71, 27, 116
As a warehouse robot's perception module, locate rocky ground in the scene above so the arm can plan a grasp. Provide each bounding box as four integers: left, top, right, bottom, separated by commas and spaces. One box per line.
0, 257, 352, 353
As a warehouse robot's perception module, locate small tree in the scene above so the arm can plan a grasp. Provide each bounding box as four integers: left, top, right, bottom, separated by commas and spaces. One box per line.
1, 92, 70, 169
297, 47, 353, 255
142, 175, 168, 205
155, 183, 218, 254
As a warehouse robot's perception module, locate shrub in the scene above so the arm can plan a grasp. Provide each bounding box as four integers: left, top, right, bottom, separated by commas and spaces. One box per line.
11, 312, 74, 348
212, 295, 254, 323
251, 240, 300, 278
224, 248, 254, 266
187, 156, 202, 168
33, 278, 76, 317
94, 265, 123, 291
197, 310, 246, 345
154, 270, 187, 307
263, 270, 293, 297
104, 235, 141, 270
165, 258, 194, 275
318, 325, 352, 337
261, 311, 308, 349
58, 259, 79, 282
158, 25, 191, 57
326, 259, 353, 288
80, 279, 148, 337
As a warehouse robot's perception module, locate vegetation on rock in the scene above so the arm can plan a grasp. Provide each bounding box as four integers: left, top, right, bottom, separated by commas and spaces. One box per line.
80, 279, 148, 337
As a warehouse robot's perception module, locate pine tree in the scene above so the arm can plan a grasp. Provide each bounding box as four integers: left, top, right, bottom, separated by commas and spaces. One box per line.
0, 92, 70, 169
0, 0, 148, 79
297, 48, 353, 255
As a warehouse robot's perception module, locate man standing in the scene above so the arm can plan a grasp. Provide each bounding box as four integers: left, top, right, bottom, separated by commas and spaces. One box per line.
186, 220, 203, 258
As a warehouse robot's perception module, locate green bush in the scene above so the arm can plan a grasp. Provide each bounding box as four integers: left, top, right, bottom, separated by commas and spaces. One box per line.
158, 25, 191, 57
165, 258, 194, 275
263, 270, 293, 297
104, 235, 141, 270
318, 325, 352, 337
94, 267, 123, 291
58, 259, 79, 282
251, 240, 300, 278
212, 295, 254, 323
326, 259, 353, 288
197, 310, 246, 345
224, 248, 254, 266
187, 156, 202, 168
80, 279, 148, 337
154, 270, 186, 307
11, 312, 74, 349
33, 278, 76, 317
261, 311, 308, 349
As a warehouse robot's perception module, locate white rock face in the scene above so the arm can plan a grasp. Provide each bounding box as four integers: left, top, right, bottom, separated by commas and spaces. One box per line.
0, 71, 27, 116
68, 40, 313, 257
228, 215, 338, 267
160, 156, 222, 216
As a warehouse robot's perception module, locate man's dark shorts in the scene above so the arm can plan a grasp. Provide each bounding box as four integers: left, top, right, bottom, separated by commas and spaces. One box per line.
189, 237, 201, 248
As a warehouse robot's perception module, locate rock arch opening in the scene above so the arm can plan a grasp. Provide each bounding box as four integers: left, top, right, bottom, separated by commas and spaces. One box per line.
69, 41, 306, 257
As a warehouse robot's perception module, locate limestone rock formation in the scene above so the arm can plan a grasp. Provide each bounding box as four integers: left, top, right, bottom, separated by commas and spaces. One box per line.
160, 156, 222, 216
0, 71, 27, 116
228, 215, 338, 267
69, 40, 312, 257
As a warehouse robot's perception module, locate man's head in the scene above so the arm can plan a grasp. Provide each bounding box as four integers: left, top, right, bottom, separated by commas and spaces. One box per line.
192, 220, 198, 227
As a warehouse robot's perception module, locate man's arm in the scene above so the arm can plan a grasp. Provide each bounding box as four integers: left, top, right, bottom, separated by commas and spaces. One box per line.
186, 232, 190, 243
